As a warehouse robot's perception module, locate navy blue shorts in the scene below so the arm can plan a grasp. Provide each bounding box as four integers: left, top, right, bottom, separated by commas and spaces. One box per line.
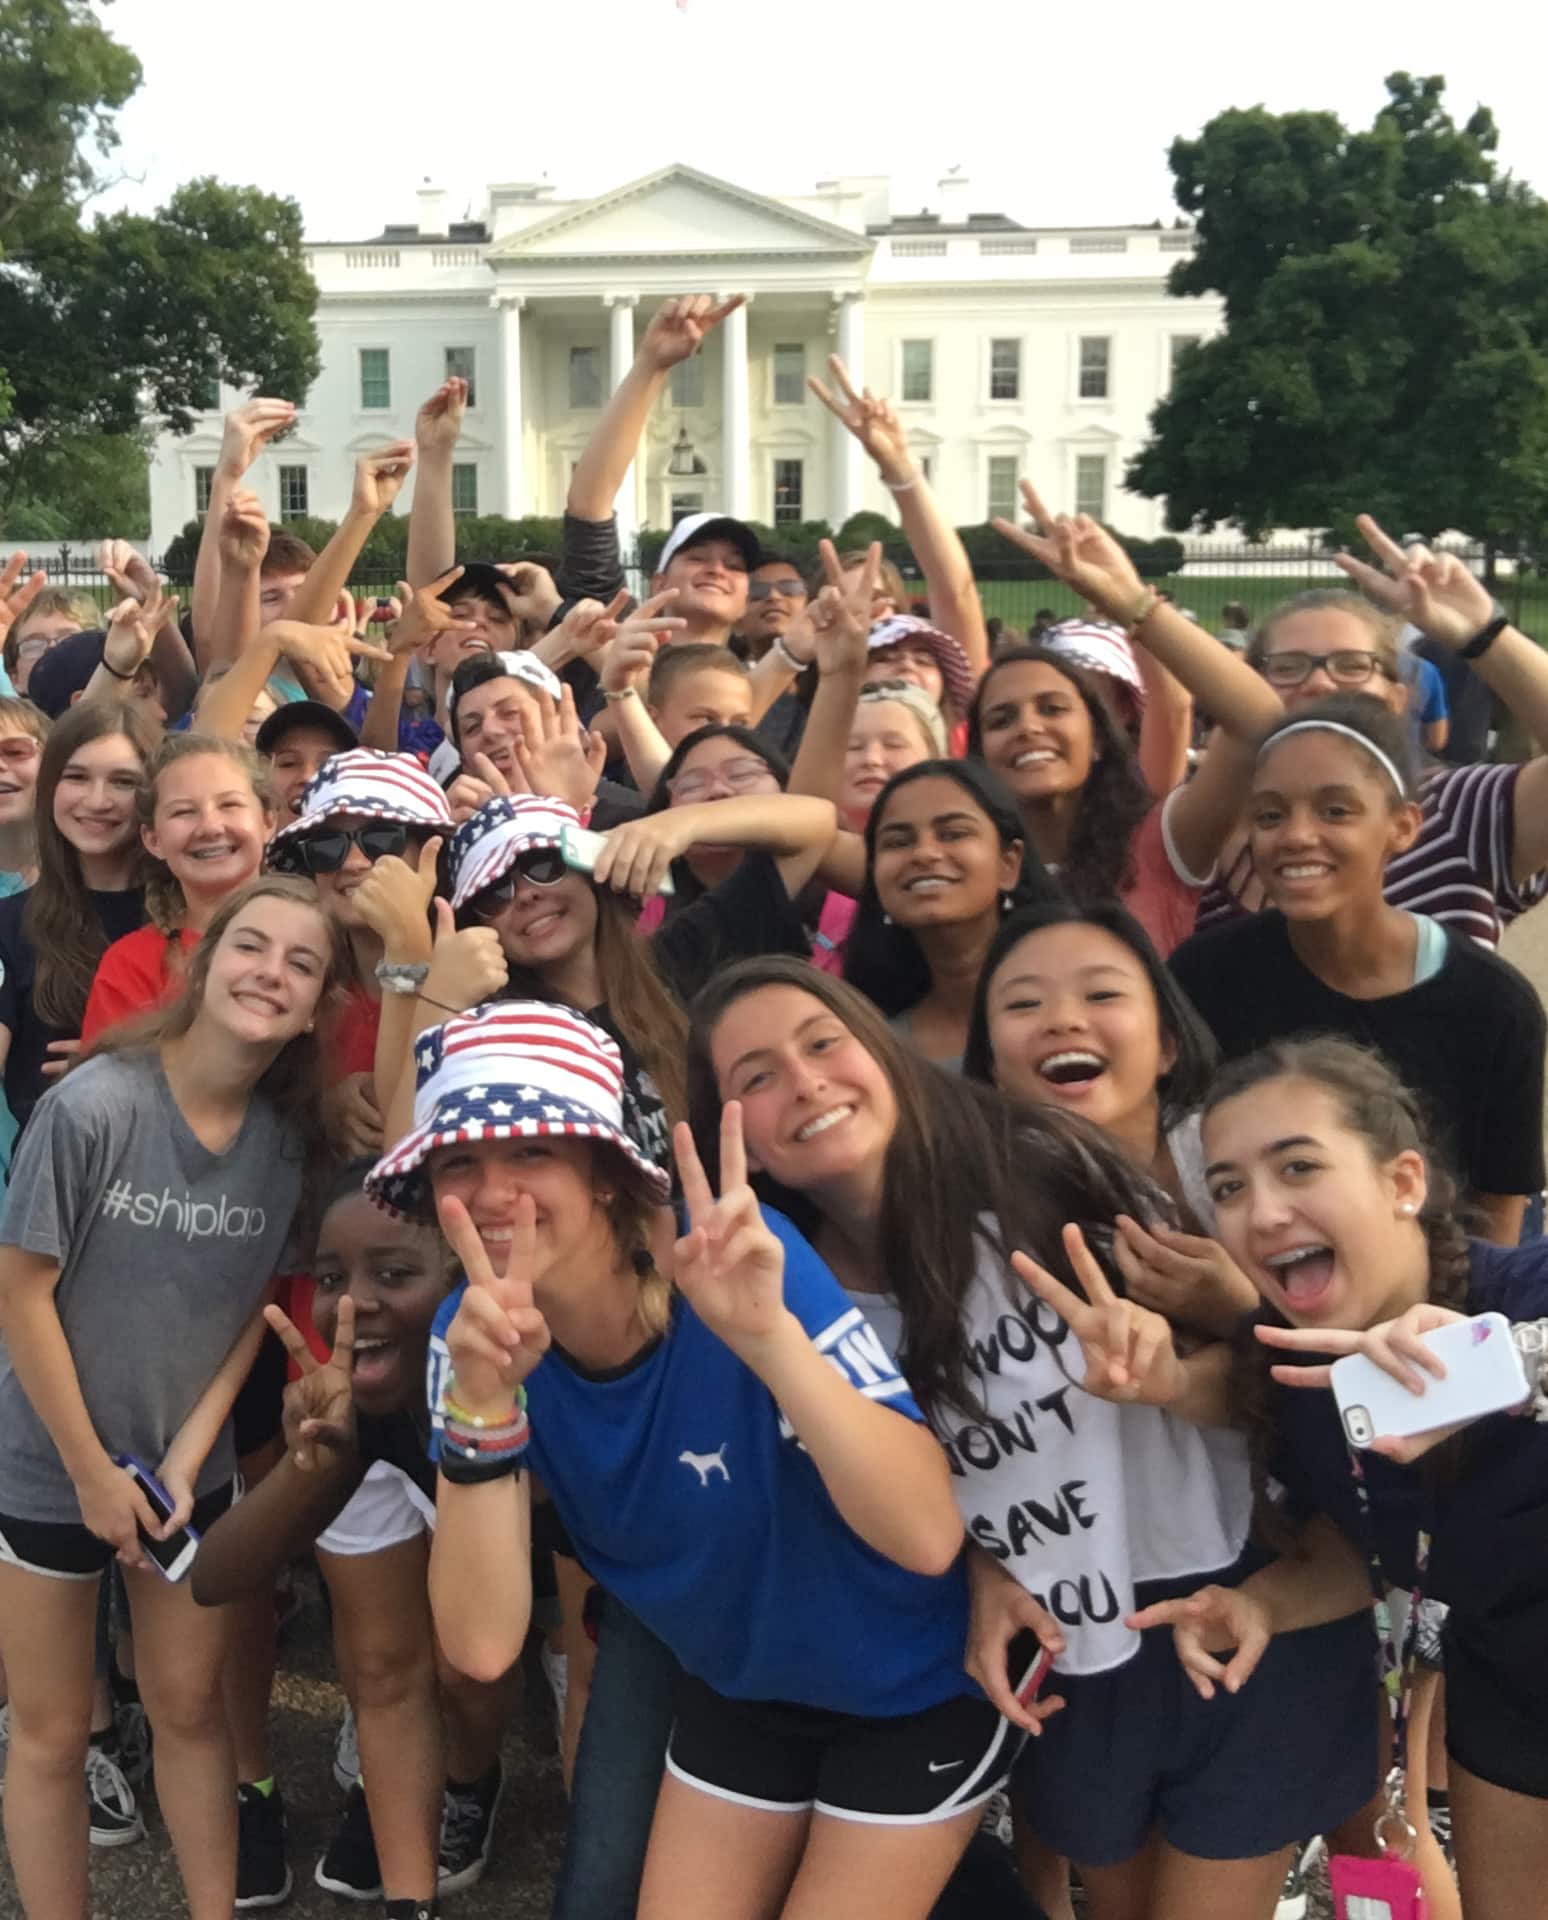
1013, 1584, 1379, 1866
1444, 1622, 1548, 1801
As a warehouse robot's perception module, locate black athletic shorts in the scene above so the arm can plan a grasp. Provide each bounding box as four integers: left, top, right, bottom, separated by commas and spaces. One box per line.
0, 1479, 238, 1580
1444, 1622, 1548, 1801
666, 1671, 1018, 1825
232, 1328, 288, 1459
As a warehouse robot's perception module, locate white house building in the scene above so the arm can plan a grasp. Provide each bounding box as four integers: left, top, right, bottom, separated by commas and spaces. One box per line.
146, 165, 1221, 555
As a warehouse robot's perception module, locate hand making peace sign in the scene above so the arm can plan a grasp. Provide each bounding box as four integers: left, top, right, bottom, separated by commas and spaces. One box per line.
1012, 1223, 1188, 1407
808, 538, 881, 676
265, 1296, 358, 1473
993, 478, 1148, 627
671, 1106, 788, 1356
1334, 512, 1498, 650
437, 1193, 553, 1421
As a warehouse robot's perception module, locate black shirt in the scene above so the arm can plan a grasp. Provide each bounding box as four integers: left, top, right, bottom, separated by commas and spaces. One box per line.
354, 1407, 437, 1506
1170, 911, 1546, 1197
651, 851, 809, 1007
0, 886, 146, 1140
1271, 1236, 1548, 1693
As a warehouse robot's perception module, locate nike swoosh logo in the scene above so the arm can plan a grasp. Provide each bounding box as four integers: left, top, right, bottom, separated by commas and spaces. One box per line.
927, 1760, 965, 1774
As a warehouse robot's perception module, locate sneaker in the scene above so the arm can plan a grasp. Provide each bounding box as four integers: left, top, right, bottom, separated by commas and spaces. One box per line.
333, 1703, 360, 1793
437, 1762, 503, 1894
111, 1695, 152, 1789
314, 1781, 383, 1901
1274, 1844, 1311, 1920
86, 1742, 145, 1849
235, 1783, 293, 1909
1428, 1797, 1455, 1869
978, 1786, 1014, 1849
539, 1644, 568, 1743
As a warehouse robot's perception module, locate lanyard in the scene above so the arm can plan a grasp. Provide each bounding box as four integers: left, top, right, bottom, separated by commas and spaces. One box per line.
1347, 1445, 1431, 1859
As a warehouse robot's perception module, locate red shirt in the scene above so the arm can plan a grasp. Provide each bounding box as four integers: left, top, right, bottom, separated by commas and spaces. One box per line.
81, 925, 199, 1043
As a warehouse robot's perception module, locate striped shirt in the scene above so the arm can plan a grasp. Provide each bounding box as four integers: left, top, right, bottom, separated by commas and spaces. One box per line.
1196, 761, 1548, 949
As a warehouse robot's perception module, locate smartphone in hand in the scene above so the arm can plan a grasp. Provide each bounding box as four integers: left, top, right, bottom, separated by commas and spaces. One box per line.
114, 1454, 200, 1582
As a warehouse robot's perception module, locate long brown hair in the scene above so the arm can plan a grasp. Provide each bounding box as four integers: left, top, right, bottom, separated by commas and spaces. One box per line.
78, 875, 352, 1176
1202, 1036, 1473, 1539
136, 732, 274, 936
685, 955, 1165, 1418
26, 701, 160, 1028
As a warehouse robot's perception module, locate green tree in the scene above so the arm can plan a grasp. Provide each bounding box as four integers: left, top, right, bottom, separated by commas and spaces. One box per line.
0, 2, 319, 523
2, 431, 149, 538
1128, 73, 1548, 551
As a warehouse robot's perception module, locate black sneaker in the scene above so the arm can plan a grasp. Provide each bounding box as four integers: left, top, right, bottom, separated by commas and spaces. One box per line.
437, 1762, 503, 1894
86, 1741, 144, 1849
315, 1780, 383, 1901
1428, 1798, 1455, 1869
235, 1783, 293, 1909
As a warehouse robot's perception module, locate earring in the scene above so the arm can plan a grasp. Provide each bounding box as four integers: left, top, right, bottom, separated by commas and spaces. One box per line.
1001, 892, 1014, 913
882, 912, 892, 927
1399, 1202, 1415, 1216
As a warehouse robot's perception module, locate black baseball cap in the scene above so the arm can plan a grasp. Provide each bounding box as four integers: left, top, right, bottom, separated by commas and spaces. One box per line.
27, 630, 111, 719
255, 698, 359, 759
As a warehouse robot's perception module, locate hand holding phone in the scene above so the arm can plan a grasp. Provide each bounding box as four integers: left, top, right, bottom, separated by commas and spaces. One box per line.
1330, 1311, 1527, 1450
113, 1454, 200, 1582
562, 822, 674, 896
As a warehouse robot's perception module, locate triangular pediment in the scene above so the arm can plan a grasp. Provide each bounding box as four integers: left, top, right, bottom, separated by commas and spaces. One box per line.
487, 165, 871, 262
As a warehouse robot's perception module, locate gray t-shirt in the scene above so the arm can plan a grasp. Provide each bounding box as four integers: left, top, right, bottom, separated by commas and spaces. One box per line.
0, 1051, 302, 1522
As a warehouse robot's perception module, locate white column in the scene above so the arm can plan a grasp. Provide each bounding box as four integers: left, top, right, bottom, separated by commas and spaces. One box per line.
720, 295, 750, 518
831, 292, 867, 525
492, 293, 525, 516
606, 294, 640, 552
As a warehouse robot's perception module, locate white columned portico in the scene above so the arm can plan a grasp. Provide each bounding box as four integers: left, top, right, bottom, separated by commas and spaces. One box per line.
831, 292, 866, 525
720, 295, 750, 518
606, 294, 640, 552
492, 292, 526, 516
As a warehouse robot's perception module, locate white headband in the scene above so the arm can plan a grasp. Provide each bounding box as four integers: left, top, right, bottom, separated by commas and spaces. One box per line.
1257, 720, 1409, 798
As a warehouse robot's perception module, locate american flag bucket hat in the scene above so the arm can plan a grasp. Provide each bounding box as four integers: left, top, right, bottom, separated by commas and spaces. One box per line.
449, 794, 582, 912
365, 1000, 672, 1218
268, 748, 454, 864
866, 614, 977, 710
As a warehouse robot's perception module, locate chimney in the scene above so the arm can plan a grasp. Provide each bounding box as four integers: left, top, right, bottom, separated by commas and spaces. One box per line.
416, 179, 449, 235
937, 167, 970, 223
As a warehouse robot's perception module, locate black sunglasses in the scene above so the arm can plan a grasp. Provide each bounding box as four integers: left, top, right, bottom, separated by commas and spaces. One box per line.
747, 578, 807, 602
470, 845, 568, 918
290, 821, 412, 875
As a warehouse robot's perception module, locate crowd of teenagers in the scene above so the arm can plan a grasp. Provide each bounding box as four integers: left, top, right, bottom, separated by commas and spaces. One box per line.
0, 291, 1546, 1920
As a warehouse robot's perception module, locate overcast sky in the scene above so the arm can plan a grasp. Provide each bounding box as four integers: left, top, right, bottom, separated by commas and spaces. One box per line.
93, 0, 1548, 238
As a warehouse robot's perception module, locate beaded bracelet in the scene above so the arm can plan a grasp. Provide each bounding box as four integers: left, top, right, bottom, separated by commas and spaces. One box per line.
1124, 588, 1160, 637
1512, 1320, 1548, 1422
443, 1411, 530, 1457
443, 1381, 526, 1430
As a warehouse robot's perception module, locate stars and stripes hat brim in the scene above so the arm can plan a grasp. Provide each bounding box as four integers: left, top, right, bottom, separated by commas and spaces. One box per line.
866, 614, 977, 711
365, 999, 671, 1219
268, 749, 455, 858
1042, 620, 1147, 712
449, 794, 582, 911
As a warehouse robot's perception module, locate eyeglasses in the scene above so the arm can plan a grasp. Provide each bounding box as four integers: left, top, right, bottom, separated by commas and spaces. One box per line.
746, 579, 806, 603
1261, 649, 1389, 689
470, 846, 568, 918
666, 756, 778, 803
289, 821, 412, 875
0, 737, 41, 765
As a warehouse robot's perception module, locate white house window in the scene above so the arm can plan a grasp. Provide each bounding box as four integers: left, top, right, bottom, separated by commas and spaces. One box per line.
1168, 334, 1202, 388
451, 464, 479, 516
444, 346, 477, 406
359, 348, 391, 410
1078, 337, 1111, 400
198, 372, 221, 412
989, 338, 1021, 401
278, 465, 309, 520
772, 344, 806, 407
670, 356, 704, 408
773, 459, 804, 527
194, 466, 215, 517
986, 456, 1019, 522
670, 491, 704, 523
901, 340, 933, 404
1074, 453, 1108, 522
568, 346, 603, 410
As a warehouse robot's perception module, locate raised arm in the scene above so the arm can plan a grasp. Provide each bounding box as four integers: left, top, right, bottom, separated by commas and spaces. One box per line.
591, 793, 838, 902
284, 444, 414, 630
83, 585, 179, 710
996, 481, 1283, 877
568, 296, 744, 522
812, 356, 989, 675
787, 540, 878, 896
193, 399, 297, 660
1337, 514, 1548, 885
407, 379, 465, 588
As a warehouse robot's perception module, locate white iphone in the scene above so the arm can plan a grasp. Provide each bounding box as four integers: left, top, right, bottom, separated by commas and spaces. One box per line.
1331, 1311, 1529, 1449
562, 822, 674, 896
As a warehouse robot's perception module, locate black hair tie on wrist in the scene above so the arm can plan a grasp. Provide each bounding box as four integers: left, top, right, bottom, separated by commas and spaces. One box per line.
1459, 611, 1509, 660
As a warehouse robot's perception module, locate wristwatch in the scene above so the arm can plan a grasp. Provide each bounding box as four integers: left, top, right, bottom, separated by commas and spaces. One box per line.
375, 960, 431, 997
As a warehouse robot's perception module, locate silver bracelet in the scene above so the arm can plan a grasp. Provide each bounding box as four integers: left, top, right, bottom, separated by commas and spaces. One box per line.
884, 473, 919, 494
1511, 1319, 1548, 1421
602, 685, 640, 703
771, 635, 810, 673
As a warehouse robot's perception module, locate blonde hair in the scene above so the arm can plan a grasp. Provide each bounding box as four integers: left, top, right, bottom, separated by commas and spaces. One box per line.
1249, 590, 1401, 678
5, 589, 99, 677
0, 696, 50, 749
137, 733, 275, 937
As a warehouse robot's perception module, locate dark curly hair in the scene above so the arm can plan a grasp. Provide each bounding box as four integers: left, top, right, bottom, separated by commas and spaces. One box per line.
841, 758, 1060, 1019
968, 644, 1152, 903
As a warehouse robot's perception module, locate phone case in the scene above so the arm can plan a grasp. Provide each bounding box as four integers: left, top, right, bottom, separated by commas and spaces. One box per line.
1331, 1311, 1528, 1448
1329, 1850, 1427, 1918
114, 1454, 201, 1581
561, 823, 675, 895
